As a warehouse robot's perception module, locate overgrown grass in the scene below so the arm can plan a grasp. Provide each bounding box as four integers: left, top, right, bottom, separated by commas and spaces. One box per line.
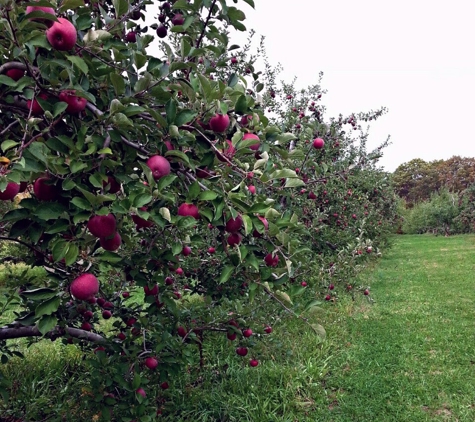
2, 235, 475, 421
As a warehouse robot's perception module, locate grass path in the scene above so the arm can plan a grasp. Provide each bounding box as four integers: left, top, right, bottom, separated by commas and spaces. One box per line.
323, 235, 475, 421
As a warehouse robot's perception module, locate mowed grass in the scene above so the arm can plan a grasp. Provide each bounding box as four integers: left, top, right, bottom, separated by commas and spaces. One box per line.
3, 234, 475, 421
320, 234, 475, 422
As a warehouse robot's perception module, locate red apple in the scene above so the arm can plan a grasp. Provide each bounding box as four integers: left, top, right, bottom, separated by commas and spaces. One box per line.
33, 177, 59, 201
58, 90, 87, 114
87, 214, 116, 238
100, 232, 121, 251
145, 357, 158, 370
177, 326, 187, 337
125, 31, 136, 42
242, 328, 252, 338
217, 139, 236, 162
247, 185, 256, 194
249, 359, 259, 367
144, 284, 159, 296
160, 382, 169, 390
208, 247, 216, 254
264, 326, 272, 334
165, 277, 174, 285
26, 5, 55, 16
209, 113, 230, 133
103, 176, 121, 194
0, 182, 20, 200
171, 13, 184, 25
243, 133, 260, 151
70, 273, 99, 301
46, 18, 77, 51
156, 25, 167, 38
136, 388, 146, 398
117, 332, 126, 341
227, 332, 237, 341
227, 233, 241, 246
81, 322, 92, 331
236, 347, 248, 356
102, 310, 112, 319
264, 253, 279, 267
27, 93, 48, 116
312, 138, 325, 149
6, 69, 24, 81
177, 203, 199, 219
182, 246, 192, 256
225, 215, 243, 233
364, 289, 370, 296
146, 155, 170, 180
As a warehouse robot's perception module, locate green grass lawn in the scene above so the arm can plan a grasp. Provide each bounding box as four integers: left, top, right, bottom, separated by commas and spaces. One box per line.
2, 234, 475, 421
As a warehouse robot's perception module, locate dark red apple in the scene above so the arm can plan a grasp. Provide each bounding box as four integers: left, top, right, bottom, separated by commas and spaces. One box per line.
144, 284, 159, 296
70, 273, 99, 301
125, 31, 136, 42
243, 133, 260, 150
27, 93, 48, 116
264, 253, 279, 267
145, 357, 158, 370
177, 203, 199, 219
87, 214, 116, 238
102, 310, 112, 319
209, 113, 230, 133
242, 328, 252, 338
33, 177, 59, 201
227, 233, 241, 246
146, 155, 170, 180
46, 18, 77, 51
217, 139, 236, 162
58, 90, 87, 114
103, 176, 121, 194
156, 25, 167, 38
0, 182, 20, 200
171, 13, 184, 25
182, 246, 192, 256
225, 215, 243, 233
249, 359, 259, 367
236, 347, 248, 356
313, 138, 324, 149
100, 232, 121, 251
6, 69, 24, 81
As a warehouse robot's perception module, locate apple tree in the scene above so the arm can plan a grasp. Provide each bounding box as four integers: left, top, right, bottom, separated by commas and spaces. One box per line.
0, 0, 397, 418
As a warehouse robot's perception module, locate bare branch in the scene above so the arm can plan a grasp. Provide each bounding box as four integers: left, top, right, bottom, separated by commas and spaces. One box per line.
0, 324, 106, 343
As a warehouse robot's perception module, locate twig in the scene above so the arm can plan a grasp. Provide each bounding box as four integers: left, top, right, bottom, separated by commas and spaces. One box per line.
0, 324, 106, 343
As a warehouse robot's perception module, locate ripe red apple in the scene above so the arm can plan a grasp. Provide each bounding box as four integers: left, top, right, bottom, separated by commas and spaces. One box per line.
136, 388, 146, 398
102, 301, 114, 309
34, 177, 60, 201
249, 359, 259, 367
156, 25, 167, 38
225, 215, 243, 233
217, 139, 236, 162
177, 326, 187, 337
312, 138, 325, 149
146, 155, 170, 180
160, 382, 169, 390
87, 214, 116, 238
58, 90, 87, 114
26, 5, 55, 16
122, 291, 130, 298
364, 289, 370, 296
242, 328, 252, 338
125, 31, 136, 42
81, 322, 92, 331
83, 310, 93, 320
329, 284, 335, 290
301, 281, 307, 287
100, 232, 121, 251
182, 246, 192, 256
27, 93, 48, 116
175, 268, 184, 276
308, 192, 317, 200
144, 284, 159, 296
46, 18, 77, 51
325, 294, 331, 301
209, 113, 230, 133
117, 332, 126, 341
103, 176, 121, 193
236, 347, 248, 357
70, 273, 99, 301
145, 357, 158, 370
264, 253, 279, 267
247, 185, 256, 194
0, 182, 20, 200
177, 203, 199, 219
165, 277, 174, 285
264, 326, 272, 334
243, 133, 260, 150
208, 247, 216, 254
171, 13, 184, 25
102, 310, 112, 319
6, 69, 24, 81
227, 233, 241, 246
97, 297, 106, 307
126, 317, 137, 326
352, 214, 357, 219
227, 332, 237, 341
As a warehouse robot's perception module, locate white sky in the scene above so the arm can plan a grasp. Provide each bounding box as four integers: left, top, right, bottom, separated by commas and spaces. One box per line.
146, 0, 475, 172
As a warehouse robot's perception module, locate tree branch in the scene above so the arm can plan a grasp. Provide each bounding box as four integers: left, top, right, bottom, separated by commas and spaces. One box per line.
0, 324, 106, 343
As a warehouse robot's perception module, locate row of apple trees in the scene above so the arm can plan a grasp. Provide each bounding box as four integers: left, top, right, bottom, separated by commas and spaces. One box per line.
0, 0, 398, 419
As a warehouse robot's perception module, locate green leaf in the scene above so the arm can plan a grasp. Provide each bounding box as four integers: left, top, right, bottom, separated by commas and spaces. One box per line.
165, 150, 190, 165
52, 239, 68, 262
35, 296, 60, 317
284, 178, 305, 188
198, 191, 218, 201
227, 73, 238, 87
311, 323, 326, 339
175, 110, 196, 126
157, 175, 177, 191
234, 95, 247, 115
110, 73, 126, 96
165, 99, 177, 125
53, 101, 68, 117
188, 181, 200, 201
59, 0, 85, 12
67, 55, 88, 74
219, 266, 234, 284
21, 288, 57, 301
71, 197, 92, 210
64, 243, 79, 266
97, 252, 122, 263
112, 0, 128, 18
242, 214, 252, 235
37, 315, 58, 336
133, 194, 152, 208
35, 203, 67, 220
1, 140, 19, 152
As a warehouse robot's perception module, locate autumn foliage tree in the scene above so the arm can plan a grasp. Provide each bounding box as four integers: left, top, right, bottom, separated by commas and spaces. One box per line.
0, 0, 397, 419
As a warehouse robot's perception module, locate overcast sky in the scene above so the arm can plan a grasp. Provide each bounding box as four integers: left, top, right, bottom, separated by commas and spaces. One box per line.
147, 1, 475, 172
